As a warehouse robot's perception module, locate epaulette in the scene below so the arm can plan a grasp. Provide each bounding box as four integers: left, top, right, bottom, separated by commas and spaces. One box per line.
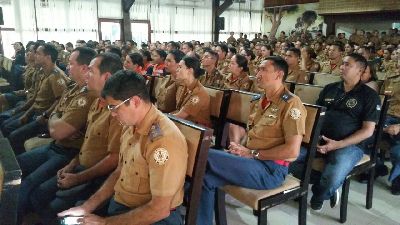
281, 91, 293, 102
149, 123, 163, 142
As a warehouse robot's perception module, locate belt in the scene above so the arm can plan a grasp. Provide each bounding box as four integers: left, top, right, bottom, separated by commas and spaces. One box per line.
274, 160, 290, 167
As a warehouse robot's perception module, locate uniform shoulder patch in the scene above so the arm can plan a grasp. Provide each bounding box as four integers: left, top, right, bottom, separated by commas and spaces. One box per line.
77, 97, 87, 107
190, 95, 200, 105
289, 108, 302, 120
153, 148, 169, 166
149, 123, 163, 141
57, 78, 66, 86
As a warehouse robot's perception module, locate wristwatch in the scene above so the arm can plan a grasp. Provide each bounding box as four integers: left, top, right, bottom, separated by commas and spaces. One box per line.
250, 149, 260, 159
42, 111, 49, 119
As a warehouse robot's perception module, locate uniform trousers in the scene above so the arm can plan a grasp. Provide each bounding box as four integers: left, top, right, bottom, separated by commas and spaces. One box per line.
107, 197, 183, 224
292, 145, 363, 204
16, 142, 79, 222
383, 115, 400, 182
0, 110, 41, 137
197, 149, 288, 225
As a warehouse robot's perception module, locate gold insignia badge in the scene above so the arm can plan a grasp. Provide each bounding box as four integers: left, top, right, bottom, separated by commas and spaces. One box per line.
346, 98, 357, 108
153, 148, 169, 166
57, 79, 65, 86
289, 108, 301, 120
77, 97, 87, 107
191, 96, 200, 105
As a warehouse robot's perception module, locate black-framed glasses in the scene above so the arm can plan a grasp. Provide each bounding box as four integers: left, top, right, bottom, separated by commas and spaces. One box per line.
107, 97, 131, 112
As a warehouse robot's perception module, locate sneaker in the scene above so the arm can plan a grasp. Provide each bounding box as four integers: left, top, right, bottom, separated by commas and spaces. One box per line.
330, 189, 340, 208
310, 200, 324, 212
391, 176, 400, 195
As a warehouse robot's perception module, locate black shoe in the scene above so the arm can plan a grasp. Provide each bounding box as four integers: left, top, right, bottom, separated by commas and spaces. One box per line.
310, 200, 324, 212
358, 165, 389, 184
391, 176, 400, 195
330, 189, 340, 208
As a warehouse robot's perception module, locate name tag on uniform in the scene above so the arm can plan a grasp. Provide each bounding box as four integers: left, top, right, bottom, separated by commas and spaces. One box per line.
268, 114, 277, 119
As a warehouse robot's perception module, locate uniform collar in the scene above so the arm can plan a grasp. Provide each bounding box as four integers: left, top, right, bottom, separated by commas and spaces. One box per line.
338, 81, 363, 93
263, 85, 285, 105
187, 80, 200, 93
136, 104, 158, 136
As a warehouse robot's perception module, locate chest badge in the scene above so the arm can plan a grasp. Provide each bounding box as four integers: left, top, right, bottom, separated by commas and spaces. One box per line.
190, 95, 200, 105
153, 148, 169, 166
346, 98, 358, 108
57, 78, 65, 86
77, 97, 87, 107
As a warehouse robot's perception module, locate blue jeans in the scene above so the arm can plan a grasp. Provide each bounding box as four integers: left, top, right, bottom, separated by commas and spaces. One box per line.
383, 116, 400, 182
197, 149, 288, 225
306, 145, 363, 203
1, 110, 39, 137
16, 142, 79, 221
107, 197, 183, 224
8, 118, 48, 155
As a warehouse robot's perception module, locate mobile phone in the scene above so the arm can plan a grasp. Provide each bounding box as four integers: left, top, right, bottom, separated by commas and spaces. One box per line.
59, 216, 83, 225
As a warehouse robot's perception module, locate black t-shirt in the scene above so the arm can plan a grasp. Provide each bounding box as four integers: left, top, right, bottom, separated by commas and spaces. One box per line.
316, 81, 381, 144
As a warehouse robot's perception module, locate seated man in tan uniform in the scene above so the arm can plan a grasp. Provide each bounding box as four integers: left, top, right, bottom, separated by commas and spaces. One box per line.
285, 47, 308, 83
199, 49, 224, 88
59, 71, 188, 225
28, 52, 124, 223
197, 56, 307, 225
319, 41, 344, 76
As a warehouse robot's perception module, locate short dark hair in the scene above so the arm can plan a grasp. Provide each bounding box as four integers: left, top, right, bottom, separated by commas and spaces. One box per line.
41, 43, 58, 63
265, 56, 289, 80
332, 41, 345, 52
348, 53, 368, 71
261, 44, 274, 55
243, 49, 255, 61
101, 70, 150, 103
154, 49, 167, 61
184, 42, 194, 51
128, 53, 144, 67
96, 52, 123, 75
73, 47, 97, 66
228, 47, 237, 55
203, 48, 219, 60
105, 45, 122, 58
168, 41, 180, 50
140, 50, 152, 61
286, 47, 301, 58
233, 54, 249, 72
182, 56, 205, 78
168, 50, 185, 63
216, 44, 228, 54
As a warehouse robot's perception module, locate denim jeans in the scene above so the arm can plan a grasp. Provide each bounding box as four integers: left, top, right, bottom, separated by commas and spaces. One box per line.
197, 149, 288, 225
8, 119, 48, 155
107, 198, 183, 225
383, 116, 400, 182
16, 142, 79, 221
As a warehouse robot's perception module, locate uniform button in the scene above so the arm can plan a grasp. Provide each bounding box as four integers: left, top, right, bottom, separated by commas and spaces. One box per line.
124, 161, 127, 164
79, 152, 82, 155
121, 178, 123, 182
98, 132, 101, 135
129, 143, 132, 146
135, 172, 138, 175
85, 136, 88, 139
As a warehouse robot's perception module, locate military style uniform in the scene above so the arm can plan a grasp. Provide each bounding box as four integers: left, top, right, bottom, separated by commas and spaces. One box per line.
175, 80, 211, 127
114, 104, 188, 209
381, 60, 398, 78
217, 59, 230, 76
319, 59, 343, 76
197, 86, 307, 225
286, 68, 309, 84
227, 36, 236, 44
198, 68, 224, 88
156, 76, 178, 113
29, 98, 123, 217
223, 72, 252, 91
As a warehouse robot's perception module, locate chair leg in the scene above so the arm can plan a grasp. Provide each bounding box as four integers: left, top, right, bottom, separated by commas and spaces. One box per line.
340, 179, 350, 223
258, 209, 268, 225
298, 194, 308, 225
215, 189, 227, 225
366, 167, 375, 209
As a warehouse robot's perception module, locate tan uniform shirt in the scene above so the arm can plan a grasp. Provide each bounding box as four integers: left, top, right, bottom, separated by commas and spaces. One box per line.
114, 105, 188, 208
246, 87, 306, 152
319, 59, 343, 76
79, 98, 122, 168
52, 84, 97, 149
223, 72, 252, 91
175, 80, 211, 127
32, 66, 68, 112
383, 76, 400, 118
217, 59, 230, 76
381, 60, 399, 77
156, 76, 178, 113
198, 68, 224, 88
286, 67, 309, 84
227, 36, 236, 44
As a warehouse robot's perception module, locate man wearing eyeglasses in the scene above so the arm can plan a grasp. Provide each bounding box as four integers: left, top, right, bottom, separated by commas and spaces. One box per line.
17, 52, 124, 224
59, 71, 188, 225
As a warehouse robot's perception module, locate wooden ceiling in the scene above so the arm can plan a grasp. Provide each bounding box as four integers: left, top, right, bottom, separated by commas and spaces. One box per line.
264, 0, 319, 7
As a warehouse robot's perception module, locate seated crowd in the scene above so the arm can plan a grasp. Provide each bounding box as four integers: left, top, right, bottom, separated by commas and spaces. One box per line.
0, 26, 399, 225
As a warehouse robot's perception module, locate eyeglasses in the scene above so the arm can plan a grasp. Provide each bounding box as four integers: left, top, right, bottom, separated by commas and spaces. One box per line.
107, 97, 131, 112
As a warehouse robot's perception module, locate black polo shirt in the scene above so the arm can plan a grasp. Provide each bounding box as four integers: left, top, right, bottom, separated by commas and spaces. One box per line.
316, 81, 381, 144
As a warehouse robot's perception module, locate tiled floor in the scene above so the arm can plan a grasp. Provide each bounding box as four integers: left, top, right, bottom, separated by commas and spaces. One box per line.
225, 175, 400, 225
